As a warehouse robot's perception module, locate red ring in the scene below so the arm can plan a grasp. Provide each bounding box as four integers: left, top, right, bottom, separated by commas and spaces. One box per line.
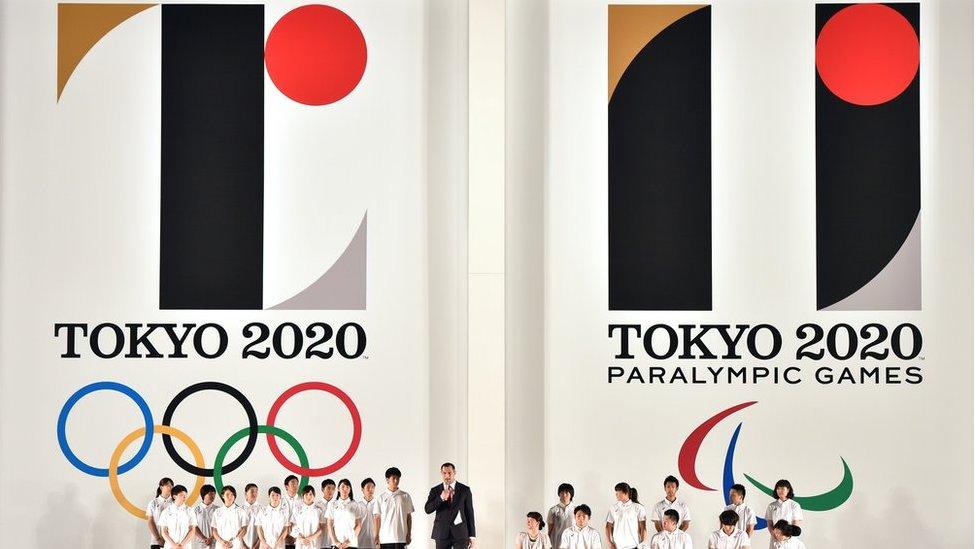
266, 382, 362, 476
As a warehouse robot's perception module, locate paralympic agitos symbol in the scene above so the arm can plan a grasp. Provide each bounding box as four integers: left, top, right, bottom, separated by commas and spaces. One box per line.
56, 381, 362, 519
677, 402, 854, 530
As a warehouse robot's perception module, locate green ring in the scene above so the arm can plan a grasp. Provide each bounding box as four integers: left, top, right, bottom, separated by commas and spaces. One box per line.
744, 457, 854, 512
214, 425, 310, 493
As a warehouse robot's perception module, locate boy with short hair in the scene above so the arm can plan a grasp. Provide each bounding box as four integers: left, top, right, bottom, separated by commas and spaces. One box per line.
647, 510, 693, 549
652, 476, 691, 533
374, 466, 415, 549
548, 483, 576, 548
559, 504, 602, 549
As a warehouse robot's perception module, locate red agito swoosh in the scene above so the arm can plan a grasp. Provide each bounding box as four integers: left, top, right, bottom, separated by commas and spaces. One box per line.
678, 401, 757, 491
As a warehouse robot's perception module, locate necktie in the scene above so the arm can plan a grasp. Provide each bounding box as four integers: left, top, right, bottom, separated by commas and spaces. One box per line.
448, 486, 454, 502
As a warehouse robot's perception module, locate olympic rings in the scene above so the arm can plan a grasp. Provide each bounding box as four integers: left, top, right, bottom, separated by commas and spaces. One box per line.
110, 425, 205, 519
57, 381, 154, 477
162, 381, 258, 477
213, 425, 310, 494
266, 381, 362, 477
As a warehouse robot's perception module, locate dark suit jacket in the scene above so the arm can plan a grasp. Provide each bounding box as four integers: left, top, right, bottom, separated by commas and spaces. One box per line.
424, 482, 476, 540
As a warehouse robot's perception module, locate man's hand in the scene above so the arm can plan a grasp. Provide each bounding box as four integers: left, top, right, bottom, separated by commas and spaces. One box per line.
441, 488, 451, 501
374, 534, 381, 546
406, 533, 412, 545
468, 537, 476, 548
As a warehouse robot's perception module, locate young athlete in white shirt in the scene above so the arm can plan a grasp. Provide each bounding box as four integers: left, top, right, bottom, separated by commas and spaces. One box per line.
212, 486, 250, 549
239, 484, 263, 549
651, 477, 690, 533
723, 485, 756, 537
768, 521, 804, 549
293, 486, 325, 549
547, 483, 576, 548
328, 479, 365, 548
161, 485, 198, 549
373, 466, 415, 549
316, 479, 337, 549
194, 485, 218, 549
559, 504, 603, 549
646, 510, 692, 549
605, 482, 647, 549
148, 477, 175, 549
258, 487, 291, 549
283, 476, 302, 549
706, 511, 749, 549
357, 478, 378, 549
516, 511, 552, 549
763, 481, 802, 549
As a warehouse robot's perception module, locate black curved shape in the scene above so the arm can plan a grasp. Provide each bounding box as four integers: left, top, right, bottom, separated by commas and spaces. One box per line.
609, 7, 711, 311
816, 3, 920, 310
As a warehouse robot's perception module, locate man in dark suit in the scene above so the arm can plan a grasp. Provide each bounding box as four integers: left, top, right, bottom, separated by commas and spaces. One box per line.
425, 462, 476, 548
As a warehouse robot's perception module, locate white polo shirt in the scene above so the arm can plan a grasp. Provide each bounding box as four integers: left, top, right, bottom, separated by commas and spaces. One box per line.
764, 500, 802, 526
211, 503, 249, 549
723, 504, 756, 534
258, 503, 291, 544
314, 498, 333, 548
547, 503, 575, 548
708, 528, 750, 549
292, 502, 324, 544
146, 496, 173, 545
193, 502, 217, 548
357, 498, 379, 548
605, 500, 647, 549
284, 492, 303, 519
238, 500, 263, 548
376, 488, 415, 544
647, 529, 693, 549
160, 503, 198, 548
771, 538, 805, 549
651, 499, 691, 528
559, 524, 603, 549
517, 531, 553, 549
328, 497, 365, 547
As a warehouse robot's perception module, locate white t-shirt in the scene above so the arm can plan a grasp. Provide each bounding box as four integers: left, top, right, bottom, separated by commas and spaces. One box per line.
547, 503, 575, 548
258, 503, 291, 547
160, 503, 198, 548
146, 496, 173, 545
193, 502, 217, 548
646, 529, 693, 549
517, 531, 553, 549
771, 538, 805, 549
605, 500, 647, 549
328, 497, 365, 548
284, 493, 303, 519
292, 502, 325, 546
357, 498, 379, 548
211, 504, 250, 549
723, 504, 756, 534
559, 524, 603, 549
238, 500, 263, 548
764, 500, 802, 549
707, 529, 750, 549
651, 499, 691, 528
376, 489, 415, 544
314, 498, 334, 548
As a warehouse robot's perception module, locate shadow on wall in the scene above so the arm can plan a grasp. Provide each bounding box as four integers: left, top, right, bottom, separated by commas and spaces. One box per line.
90, 492, 146, 548
813, 488, 941, 548
35, 487, 92, 547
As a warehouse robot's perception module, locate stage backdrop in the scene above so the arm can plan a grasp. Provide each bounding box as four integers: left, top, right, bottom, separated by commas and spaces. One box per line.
0, 0, 447, 545
545, 0, 972, 547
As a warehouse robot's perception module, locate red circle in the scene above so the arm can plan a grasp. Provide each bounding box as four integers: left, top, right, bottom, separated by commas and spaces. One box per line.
816, 4, 918, 106
265, 4, 367, 106
266, 382, 362, 477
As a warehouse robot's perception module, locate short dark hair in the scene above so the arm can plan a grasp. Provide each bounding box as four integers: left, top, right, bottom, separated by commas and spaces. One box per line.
730, 484, 746, 498
663, 509, 680, 524
302, 485, 315, 496
361, 478, 375, 489
268, 486, 281, 496
774, 479, 795, 499
526, 511, 545, 529
172, 484, 188, 497
200, 484, 216, 498
322, 479, 336, 488
386, 467, 402, 479
772, 520, 802, 537
664, 475, 679, 488
244, 483, 258, 492
284, 475, 299, 486
557, 483, 575, 500
573, 504, 592, 518
719, 510, 739, 526
441, 462, 456, 471
221, 485, 237, 497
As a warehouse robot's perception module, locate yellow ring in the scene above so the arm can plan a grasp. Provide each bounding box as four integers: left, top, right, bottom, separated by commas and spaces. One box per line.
109, 424, 206, 519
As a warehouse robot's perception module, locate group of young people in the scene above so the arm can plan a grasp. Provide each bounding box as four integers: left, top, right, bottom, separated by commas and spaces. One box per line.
145, 467, 415, 549
516, 476, 805, 549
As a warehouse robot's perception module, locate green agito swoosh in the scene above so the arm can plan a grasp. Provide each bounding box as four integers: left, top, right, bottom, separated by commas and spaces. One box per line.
744, 458, 853, 512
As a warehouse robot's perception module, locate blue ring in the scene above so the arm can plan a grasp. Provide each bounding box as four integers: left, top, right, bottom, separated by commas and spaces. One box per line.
57, 381, 154, 477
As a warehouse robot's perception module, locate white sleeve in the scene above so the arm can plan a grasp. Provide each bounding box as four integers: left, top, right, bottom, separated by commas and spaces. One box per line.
683, 503, 691, 522
792, 501, 804, 521
707, 532, 717, 549
146, 500, 155, 520
636, 504, 647, 521
747, 507, 756, 526
558, 529, 570, 549
606, 509, 615, 524
404, 493, 415, 514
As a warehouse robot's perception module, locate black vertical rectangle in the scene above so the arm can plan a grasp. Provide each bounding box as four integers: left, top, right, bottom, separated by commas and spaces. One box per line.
160, 4, 264, 309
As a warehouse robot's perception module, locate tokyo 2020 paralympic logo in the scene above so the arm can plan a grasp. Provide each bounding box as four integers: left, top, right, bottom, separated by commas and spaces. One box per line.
57, 381, 362, 518
677, 401, 854, 530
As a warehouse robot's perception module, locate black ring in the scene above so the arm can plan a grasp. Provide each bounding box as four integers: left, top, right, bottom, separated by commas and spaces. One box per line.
161, 381, 258, 477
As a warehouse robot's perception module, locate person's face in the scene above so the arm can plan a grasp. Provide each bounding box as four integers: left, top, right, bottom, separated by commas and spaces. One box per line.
574, 511, 590, 529
286, 479, 299, 495
729, 489, 743, 505
664, 482, 678, 499
223, 490, 236, 506
721, 524, 735, 535
303, 491, 315, 505
441, 466, 456, 485
775, 486, 789, 500
324, 485, 336, 500
174, 491, 188, 506
772, 528, 787, 541
203, 492, 215, 505
269, 491, 281, 507
339, 483, 351, 499
246, 487, 258, 504
161, 483, 173, 498
363, 483, 375, 500
663, 518, 677, 533
559, 490, 572, 505
387, 475, 401, 491
615, 490, 629, 502
526, 517, 540, 532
